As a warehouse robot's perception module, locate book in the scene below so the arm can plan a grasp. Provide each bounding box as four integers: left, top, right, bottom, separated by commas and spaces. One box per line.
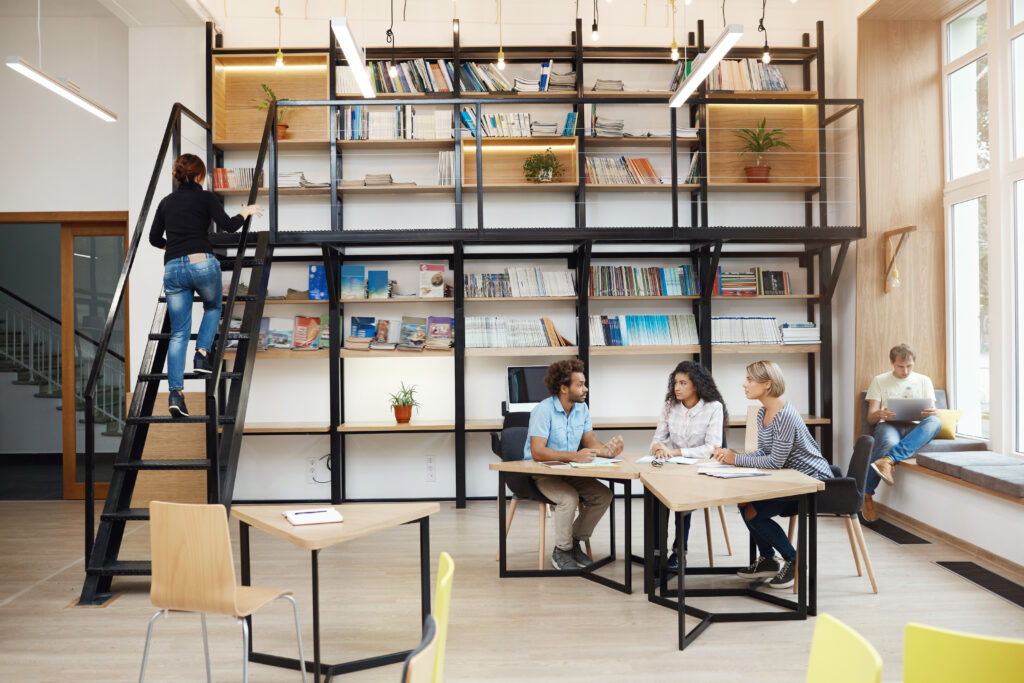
267, 318, 293, 349
367, 270, 389, 299
308, 265, 328, 300
350, 316, 376, 338
224, 318, 243, 349
292, 316, 321, 350
257, 317, 270, 350
398, 315, 428, 350
340, 265, 366, 300
426, 316, 453, 350
318, 316, 331, 349
370, 318, 401, 349
419, 264, 446, 298
282, 507, 344, 526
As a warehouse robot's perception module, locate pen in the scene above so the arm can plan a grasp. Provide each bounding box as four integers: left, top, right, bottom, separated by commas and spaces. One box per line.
292, 508, 330, 515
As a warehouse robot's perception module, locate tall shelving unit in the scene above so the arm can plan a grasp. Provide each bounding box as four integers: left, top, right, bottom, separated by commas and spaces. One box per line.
204, 18, 863, 508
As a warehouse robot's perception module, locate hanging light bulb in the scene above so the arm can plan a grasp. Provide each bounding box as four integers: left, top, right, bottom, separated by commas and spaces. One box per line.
275, 49, 284, 68
274, 2, 284, 68
453, 19, 459, 33
762, 42, 771, 64
670, 1, 679, 61
496, 1, 506, 70
592, 21, 599, 41
497, 49, 506, 70
671, 42, 680, 61
758, 1, 770, 65
389, 62, 398, 77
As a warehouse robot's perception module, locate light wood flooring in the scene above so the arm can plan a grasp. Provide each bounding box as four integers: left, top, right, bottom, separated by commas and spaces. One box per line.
1, 499, 1022, 682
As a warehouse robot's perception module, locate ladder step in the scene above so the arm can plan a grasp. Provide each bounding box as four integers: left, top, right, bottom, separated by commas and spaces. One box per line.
86, 560, 151, 577
147, 332, 249, 341
101, 508, 150, 522
113, 459, 212, 471
219, 258, 264, 270
124, 415, 235, 425
137, 372, 242, 381
157, 295, 259, 303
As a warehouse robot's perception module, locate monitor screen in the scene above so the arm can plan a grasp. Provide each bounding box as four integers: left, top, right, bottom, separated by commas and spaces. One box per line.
507, 366, 549, 406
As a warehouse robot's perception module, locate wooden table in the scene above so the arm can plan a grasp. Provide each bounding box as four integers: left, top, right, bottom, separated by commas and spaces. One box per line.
231, 502, 440, 682
640, 468, 825, 650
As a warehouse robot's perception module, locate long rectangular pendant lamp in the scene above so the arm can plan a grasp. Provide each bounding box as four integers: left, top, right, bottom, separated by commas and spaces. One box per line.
6, 56, 117, 122
330, 17, 376, 99
669, 24, 743, 108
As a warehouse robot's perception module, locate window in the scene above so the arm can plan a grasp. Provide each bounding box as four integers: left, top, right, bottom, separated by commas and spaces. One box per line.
1016, 181, 1024, 448
1014, 35, 1024, 158
949, 3, 988, 61
947, 55, 990, 179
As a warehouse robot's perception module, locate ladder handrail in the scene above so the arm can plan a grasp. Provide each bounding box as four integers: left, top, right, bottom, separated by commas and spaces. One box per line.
0, 285, 124, 362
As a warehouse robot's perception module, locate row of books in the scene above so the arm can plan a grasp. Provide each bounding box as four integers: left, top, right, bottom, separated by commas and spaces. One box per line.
682, 151, 700, 184
337, 264, 445, 300
365, 59, 457, 94
463, 267, 576, 298
464, 316, 571, 348
588, 265, 701, 297
226, 316, 329, 351
457, 109, 577, 138
211, 168, 262, 189
707, 59, 789, 92
711, 268, 793, 296
780, 322, 820, 344
667, 60, 694, 91
347, 315, 453, 351
589, 314, 699, 347
340, 106, 453, 140
712, 316, 785, 344
437, 150, 455, 186
584, 157, 661, 185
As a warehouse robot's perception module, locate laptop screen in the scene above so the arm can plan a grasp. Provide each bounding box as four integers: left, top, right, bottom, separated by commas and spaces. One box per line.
507, 366, 549, 408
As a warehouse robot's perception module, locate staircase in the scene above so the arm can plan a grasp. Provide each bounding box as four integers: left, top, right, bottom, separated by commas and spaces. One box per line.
77, 103, 275, 605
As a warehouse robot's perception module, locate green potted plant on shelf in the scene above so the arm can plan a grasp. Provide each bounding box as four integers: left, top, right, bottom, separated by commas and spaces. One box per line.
252, 83, 292, 140
733, 117, 793, 183
522, 147, 566, 183
388, 381, 421, 424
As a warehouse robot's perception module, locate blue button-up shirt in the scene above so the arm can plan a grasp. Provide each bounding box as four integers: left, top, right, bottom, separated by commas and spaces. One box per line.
524, 395, 593, 460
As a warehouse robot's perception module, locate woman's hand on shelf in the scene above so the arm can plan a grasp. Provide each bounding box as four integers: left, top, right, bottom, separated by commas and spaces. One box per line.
239, 204, 264, 219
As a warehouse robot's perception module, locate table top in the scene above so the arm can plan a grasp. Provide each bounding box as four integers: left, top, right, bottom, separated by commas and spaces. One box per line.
641, 468, 825, 512
489, 452, 650, 479
231, 502, 440, 551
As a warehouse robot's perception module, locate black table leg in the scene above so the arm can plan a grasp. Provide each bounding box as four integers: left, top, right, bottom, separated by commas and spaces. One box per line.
644, 489, 654, 597
419, 516, 431, 625
498, 473, 508, 577
608, 482, 616, 561
676, 511, 686, 651
797, 496, 807, 619
240, 522, 252, 658
809, 493, 817, 616
312, 549, 321, 683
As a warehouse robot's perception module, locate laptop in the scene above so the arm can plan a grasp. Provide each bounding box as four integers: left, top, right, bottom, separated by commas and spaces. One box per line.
506, 366, 549, 413
885, 398, 933, 422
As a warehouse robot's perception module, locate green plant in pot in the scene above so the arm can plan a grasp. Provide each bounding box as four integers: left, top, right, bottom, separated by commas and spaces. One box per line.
733, 117, 793, 183
252, 83, 292, 140
522, 147, 566, 183
388, 381, 421, 424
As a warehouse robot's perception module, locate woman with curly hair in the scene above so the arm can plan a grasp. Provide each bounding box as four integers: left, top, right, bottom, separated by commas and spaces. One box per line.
650, 360, 727, 571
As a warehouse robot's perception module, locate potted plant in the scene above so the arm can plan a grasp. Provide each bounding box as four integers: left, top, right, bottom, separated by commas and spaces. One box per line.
733, 117, 793, 183
252, 83, 292, 140
388, 381, 421, 424
522, 148, 566, 183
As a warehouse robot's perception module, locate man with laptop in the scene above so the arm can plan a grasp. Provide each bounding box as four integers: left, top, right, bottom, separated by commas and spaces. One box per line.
862, 343, 942, 521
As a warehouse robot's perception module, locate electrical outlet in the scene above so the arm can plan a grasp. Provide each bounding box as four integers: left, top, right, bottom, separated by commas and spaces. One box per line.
306, 457, 318, 484
425, 455, 436, 482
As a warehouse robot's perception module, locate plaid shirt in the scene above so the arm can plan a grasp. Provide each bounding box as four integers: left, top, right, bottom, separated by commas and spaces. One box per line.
650, 399, 724, 458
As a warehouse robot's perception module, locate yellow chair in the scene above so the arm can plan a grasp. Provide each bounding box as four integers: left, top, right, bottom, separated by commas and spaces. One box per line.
400, 615, 438, 683
904, 622, 1024, 683
139, 501, 307, 683
805, 613, 882, 683
432, 551, 455, 682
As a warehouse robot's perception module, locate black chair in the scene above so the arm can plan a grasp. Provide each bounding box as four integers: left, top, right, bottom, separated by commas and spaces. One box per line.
490, 412, 591, 569
786, 434, 878, 593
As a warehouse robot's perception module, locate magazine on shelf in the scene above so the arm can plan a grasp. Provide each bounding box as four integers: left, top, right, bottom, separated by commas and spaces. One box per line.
398, 316, 428, 350
340, 265, 366, 299
318, 316, 331, 349
224, 318, 243, 349
370, 318, 401, 349
418, 264, 446, 298
426, 316, 454, 349
350, 316, 376, 338
267, 318, 293, 349
292, 316, 321, 350
257, 317, 270, 350
367, 270, 389, 299
308, 265, 328, 300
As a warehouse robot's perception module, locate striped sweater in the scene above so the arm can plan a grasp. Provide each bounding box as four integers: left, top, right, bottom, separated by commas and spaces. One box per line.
736, 402, 833, 481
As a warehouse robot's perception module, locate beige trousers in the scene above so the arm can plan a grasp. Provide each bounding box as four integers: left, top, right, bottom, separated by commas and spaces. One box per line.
532, 475, 612, 551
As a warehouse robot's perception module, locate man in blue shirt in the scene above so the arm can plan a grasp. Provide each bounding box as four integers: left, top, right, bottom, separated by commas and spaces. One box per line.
526, 359, 624, 570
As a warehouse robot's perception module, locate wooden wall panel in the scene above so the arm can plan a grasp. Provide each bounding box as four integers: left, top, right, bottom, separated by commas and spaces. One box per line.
127, 391, 207, 507
855, 20, 946, 426
706, 104, 819, 184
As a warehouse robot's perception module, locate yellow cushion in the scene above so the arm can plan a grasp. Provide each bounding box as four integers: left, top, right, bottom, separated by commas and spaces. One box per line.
935, 409, 963, 439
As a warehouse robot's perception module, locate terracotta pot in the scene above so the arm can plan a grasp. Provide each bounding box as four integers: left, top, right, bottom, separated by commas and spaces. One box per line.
277, 123, 289, 140
393, 405, 413, 424
744, 165, 771, 183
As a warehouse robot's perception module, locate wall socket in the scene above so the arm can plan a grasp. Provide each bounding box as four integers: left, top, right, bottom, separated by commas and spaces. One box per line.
307, 456, 329, 484
306, 457, 318, 484
424, 455, 436, 482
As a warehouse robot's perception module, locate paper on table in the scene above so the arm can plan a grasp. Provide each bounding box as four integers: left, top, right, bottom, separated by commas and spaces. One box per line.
283, 508, 344, 526
700, 471, 770, 479
637, 455, 703, 465
569, 456, 623, 468
698, 466, 760, 474
540, 461, 571, 468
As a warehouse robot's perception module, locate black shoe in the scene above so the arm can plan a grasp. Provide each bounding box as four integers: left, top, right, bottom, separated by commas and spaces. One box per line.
551, 547, 578, 571
168, 392, 189, 418
193, 350, 213, 374
737, 556, 780, 580
572, 541, 593, 568
768, 559, 796, 589
666, 552, 680, 573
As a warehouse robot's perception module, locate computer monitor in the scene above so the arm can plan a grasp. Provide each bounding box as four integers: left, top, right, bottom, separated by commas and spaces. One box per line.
506, 365, 550, 413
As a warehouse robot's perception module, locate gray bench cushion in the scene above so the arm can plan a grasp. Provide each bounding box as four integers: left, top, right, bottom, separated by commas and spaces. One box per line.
958, 465, 1024, 498
916, 452, 1021, 478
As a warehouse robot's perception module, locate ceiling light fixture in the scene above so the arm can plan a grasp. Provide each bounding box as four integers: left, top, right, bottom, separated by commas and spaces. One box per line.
670, 0, 679, 61
496, 0, 506, 70
330, 17, 376, 98
275, 1, 284, 68
6, 57, 117, 122
758, 0, 770, 64
591, 0, 600, 41
385, 0, 398, 78
669, 23, 742, 107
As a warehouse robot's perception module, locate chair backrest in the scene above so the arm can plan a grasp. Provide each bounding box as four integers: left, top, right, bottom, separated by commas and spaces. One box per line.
432, 551, 455, 683
149, 501, 238, 616
401, 615, 438, 683
744, 405, 760, 453
805, 613, 882, 683
904, 622, 1024, 683
847, 435, 875, 495
498, 411, 531, 462
859, 389, 950, 435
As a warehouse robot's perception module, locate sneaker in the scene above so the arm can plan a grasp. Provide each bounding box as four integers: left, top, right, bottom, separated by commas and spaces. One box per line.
666, 552, 682, 573
551, 547, 578, 571
861, 494, 879, 522
737, 556, 780, 580
571, 541, 593, 568
871, 457, 895, 486
768, 559, 796, 589
193, 350, 213, 374
168, 392, 189, 418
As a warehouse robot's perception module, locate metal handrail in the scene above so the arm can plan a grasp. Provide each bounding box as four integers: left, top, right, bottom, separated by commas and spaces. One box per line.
0, 285, 124, 362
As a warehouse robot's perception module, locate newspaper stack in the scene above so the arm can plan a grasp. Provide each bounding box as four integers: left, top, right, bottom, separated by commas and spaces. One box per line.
594, 116, 625, 137
278, 171, 304, 188
530, 121, 559, 136
592, 79, 624, 91
547, 71, 576, 91
513, 76, 540, 92
365, 173, 394, 186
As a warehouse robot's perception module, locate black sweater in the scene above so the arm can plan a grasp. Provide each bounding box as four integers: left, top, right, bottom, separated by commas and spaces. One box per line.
149, 181, 244, 263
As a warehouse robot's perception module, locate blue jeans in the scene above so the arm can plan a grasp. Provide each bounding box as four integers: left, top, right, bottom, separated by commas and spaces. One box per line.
744, 497, 799, 562
163, 254, 222, 391
865, 416, 942, 494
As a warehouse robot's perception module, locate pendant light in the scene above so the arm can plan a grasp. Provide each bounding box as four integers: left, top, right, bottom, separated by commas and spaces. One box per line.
496, 0, 506, 70
386, 0, 398, 78
591, 0, 600, 41
670, 0, 679, 61
275, 1, 284, 67
758, 0, 771, 64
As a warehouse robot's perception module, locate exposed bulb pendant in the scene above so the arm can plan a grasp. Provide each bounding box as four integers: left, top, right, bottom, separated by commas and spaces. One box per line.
275, 49, 284, 68
274, 2, 284, 68
385, 0, 397, 80
453, 19, 459, 33
757, 0, 770, 66
592, 21, 599, 41
496, 0, 506, 70
497, 49, 506, 70
671, 42, 680, 61
389, 62, 398, 76
670, 0, 679, 61
762, 43, 771, 64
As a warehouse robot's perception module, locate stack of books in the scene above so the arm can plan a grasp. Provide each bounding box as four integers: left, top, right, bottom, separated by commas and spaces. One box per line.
212, 168, 262, 189
780, 322, 820, 344
711, 317, 784, 344
530, 121, 559, 136
464, 317, 571, 348
593, 116, 625, 137
592, 79, 624, 91
335, 59, 456, 94
712, 270, 759, 296
344, 336, 372, 351
459, 61, 514, 92
425, 317, 454, 350
437, 150, 455, 185
547, 71, 576, 91
588, 265, 700, 296
464, 267, 575, 297
707, 59, 789, 91
589, 314, 699, 346
278, 171, 304, 188
341, 106, 453, 141
585, 157, 661, 185
458, 110, 577, 137
513, 75, 540, 91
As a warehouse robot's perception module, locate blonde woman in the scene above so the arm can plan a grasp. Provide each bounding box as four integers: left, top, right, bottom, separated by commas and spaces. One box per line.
711, 360, 832, 589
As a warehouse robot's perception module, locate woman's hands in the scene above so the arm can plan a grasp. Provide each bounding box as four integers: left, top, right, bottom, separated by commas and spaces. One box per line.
651, 442, 673, 460
238, 204, 264, 219
711, 447, 736, 465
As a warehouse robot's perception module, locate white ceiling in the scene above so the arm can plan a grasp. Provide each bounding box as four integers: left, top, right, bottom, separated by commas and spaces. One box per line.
0, 0, 206, 25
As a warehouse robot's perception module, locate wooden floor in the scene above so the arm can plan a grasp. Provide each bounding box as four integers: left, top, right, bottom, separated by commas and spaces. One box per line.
1, 500, 1022, 682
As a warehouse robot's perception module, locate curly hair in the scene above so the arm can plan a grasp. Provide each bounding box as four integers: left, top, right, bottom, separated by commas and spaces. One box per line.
664, 360, 728, 424
544, 359, 585, 395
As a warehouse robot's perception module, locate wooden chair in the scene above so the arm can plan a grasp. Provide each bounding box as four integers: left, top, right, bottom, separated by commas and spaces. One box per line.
400, 615, 438, 683
805, 613, 882, 682
432, 552, 455, 683
904, 622, 1024, 683
139, 501, 307, 683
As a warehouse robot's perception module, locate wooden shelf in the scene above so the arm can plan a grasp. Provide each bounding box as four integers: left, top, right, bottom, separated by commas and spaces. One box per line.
465, 346, 579, 357
710, 294, 817, 300
339, 184, 454, 195
589, 345, 701, 356
224, 348, 329, 359
712, 343, 821, 354
263, 298, 329, 304
586, 183, 674, 192
584, 137, 699, 148
705, 90, 819, 101
465, 296, 577, 302
242, 421, 330, 434
589, 295, 699, 300
336, 138, 455, 149
340, 348, 454, 358
213, 139, 330, 151
463, 137, 578, 188
465, 418, 503, 431
472, 182, 579, 192
214, 186, 330, 197
583, 91, 673, 100
338, 420, 455, 433
334, 91, 574, 100
340, 297, 454, 304
708, 182, 821, 192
